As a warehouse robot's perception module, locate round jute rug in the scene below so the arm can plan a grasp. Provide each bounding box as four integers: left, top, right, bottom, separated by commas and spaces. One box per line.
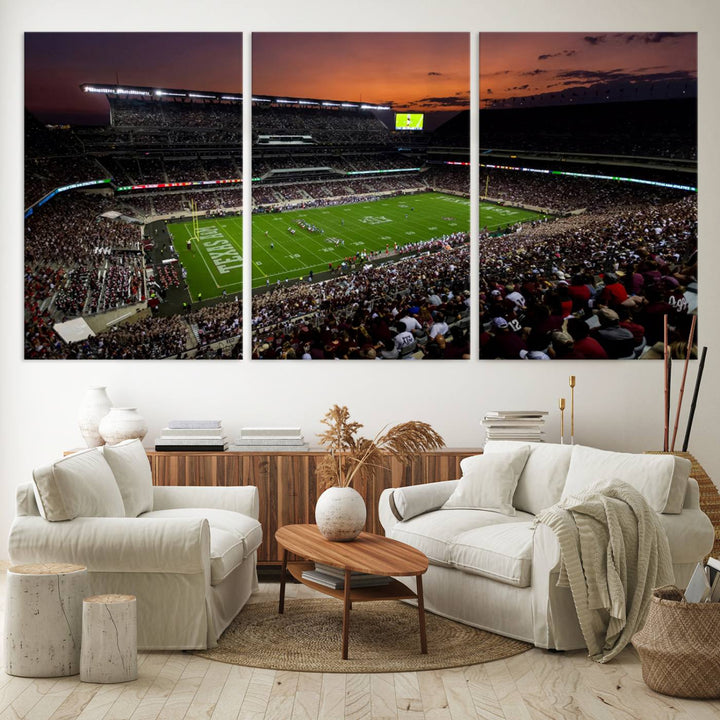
193, 599, 531, 673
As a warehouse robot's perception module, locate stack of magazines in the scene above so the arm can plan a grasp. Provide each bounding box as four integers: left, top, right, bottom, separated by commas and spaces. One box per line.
482, 410, 548, 442
684, 557, 720, 602
301, 563, 391, 590
154, 420, 228, 451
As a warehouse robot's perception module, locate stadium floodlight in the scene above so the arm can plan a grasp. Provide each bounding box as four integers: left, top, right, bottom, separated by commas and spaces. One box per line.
156, 90, 186, 97
275, 99, 295, 104
341, 103, 358, 108
188, 93, 215, 99
252, 97, 272, 102
83, 85, 117, 94
298, 100, 319, 105
322, 102, 341, 107
221, 95, 243, 101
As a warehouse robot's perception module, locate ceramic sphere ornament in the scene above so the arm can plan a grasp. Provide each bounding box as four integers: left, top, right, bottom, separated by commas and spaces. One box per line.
98, 407, 148, 446
314, 486, 367, 541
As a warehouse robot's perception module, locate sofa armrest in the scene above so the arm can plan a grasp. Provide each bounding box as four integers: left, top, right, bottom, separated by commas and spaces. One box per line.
8, 516, 211, 574
152, 485, 259, 519
378, 480, 459, 534
683, 477, 701, 509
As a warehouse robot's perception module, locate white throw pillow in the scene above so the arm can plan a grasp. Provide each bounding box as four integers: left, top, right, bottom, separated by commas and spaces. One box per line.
101, 439, 154, 517
483, 441, 573, 515
562, 445, 691, 514
32, 448, 125, 521
442, 446, 531, 516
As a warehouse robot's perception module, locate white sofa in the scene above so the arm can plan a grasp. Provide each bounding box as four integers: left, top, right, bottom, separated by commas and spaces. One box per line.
8, 440, 262, 651
379, 442, 714, 651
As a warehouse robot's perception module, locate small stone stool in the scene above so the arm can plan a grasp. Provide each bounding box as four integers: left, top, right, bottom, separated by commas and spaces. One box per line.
4, 563, 87, 677
80, 594, 138, 684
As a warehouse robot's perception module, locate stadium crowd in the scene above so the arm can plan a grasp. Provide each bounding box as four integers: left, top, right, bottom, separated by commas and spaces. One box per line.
477, 193, 697, 359
252, 233, 470, 359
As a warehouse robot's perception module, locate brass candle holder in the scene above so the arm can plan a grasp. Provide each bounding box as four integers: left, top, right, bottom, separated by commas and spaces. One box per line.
569, 375, 576, 445
559, 397, 566, 444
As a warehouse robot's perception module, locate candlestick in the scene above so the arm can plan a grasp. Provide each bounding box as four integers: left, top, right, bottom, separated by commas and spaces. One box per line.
569, 376, 576, 445
559, 397, 566, 444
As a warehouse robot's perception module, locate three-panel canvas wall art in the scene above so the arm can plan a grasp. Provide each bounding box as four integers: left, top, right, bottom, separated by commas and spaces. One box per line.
24, 32, 697, 360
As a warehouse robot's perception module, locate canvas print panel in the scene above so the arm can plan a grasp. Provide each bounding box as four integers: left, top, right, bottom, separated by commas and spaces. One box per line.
25, 33, 243, 359
251, 33, 470, 360
478, 32, 697, 360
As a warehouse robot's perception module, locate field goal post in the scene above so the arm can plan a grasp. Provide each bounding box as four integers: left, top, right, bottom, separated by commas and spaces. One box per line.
188, 198, 201, 247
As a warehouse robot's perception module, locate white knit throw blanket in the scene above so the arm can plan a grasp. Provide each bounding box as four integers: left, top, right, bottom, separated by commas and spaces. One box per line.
535, 479, 674, 663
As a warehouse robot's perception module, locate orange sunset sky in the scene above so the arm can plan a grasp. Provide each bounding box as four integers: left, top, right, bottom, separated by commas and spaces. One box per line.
480, 32, 697, 108
253, 33, 470, 112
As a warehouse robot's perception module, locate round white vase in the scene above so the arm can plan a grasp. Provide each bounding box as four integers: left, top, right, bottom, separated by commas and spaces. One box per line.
98, 407, 148, 446
77, 386, 113, 447
315, 486, 367, 541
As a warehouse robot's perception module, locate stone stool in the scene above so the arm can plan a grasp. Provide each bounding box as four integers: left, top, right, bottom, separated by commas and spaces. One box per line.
80, 594, 138, 683
4, 563, 87, 677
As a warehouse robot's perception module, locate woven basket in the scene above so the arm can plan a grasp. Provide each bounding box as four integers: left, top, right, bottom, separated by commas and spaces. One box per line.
632, 585, 720, 698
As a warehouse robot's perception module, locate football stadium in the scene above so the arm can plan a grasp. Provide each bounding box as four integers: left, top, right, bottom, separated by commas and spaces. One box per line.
24, 73, 696, 360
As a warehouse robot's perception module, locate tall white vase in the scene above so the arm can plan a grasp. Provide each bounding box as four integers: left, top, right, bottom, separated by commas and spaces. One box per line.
315, 486, 366, 541
78, 386, 113, 447
98, 408, 148, 446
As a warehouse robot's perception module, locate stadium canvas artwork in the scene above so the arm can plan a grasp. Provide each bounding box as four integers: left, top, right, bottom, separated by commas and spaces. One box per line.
251, 32, 471, 360
478, 32, 698, 360
25, 33, 245, 359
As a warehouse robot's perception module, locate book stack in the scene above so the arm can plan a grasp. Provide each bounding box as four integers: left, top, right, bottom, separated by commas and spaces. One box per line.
154, 420, 228, 452
482, 410, 548, 443
301, 563, 391, 590
684, 557, 720, 603
229, 427, 309, 452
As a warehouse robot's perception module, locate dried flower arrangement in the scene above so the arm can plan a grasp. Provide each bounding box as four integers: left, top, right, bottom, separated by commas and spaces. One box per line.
317, 405, 444, 490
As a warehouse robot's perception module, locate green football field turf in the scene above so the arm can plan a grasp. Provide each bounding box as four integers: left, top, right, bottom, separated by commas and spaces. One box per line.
169, 193, 548, 299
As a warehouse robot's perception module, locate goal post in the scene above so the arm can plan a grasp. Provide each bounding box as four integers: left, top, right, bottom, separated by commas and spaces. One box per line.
188, 198, 201, 245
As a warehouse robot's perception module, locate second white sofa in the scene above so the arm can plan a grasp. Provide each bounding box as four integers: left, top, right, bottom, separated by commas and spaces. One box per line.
379, 442, 714, 650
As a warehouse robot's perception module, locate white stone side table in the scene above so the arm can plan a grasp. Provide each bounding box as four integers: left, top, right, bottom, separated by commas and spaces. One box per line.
80, 594, 138, 683
4, 563, 88, 677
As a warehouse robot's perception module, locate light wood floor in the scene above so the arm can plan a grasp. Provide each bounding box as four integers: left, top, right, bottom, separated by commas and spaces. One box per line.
1, 566, 719, 720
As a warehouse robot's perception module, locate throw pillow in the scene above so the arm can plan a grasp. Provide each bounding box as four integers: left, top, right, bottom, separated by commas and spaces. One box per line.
32, 448, 125, 521
562, 445, 691, 514
442, 446, 531, 515
483, 441, 573, 515
101, 438, 154, 517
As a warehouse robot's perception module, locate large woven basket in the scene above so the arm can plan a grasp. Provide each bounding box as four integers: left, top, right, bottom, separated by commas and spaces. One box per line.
632, 585, 720, 698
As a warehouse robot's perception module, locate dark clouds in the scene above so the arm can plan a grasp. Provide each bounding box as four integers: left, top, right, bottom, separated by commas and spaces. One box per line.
538, 50, 577, 61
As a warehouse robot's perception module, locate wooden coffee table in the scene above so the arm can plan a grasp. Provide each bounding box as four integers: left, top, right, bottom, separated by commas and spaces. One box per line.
276, 524, 429, 660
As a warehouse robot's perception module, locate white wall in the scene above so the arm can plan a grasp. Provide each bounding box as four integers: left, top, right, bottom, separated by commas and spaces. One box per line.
2, 0, 719, 560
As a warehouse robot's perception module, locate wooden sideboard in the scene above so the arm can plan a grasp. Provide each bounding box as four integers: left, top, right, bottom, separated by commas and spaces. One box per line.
147, 449, 480, 565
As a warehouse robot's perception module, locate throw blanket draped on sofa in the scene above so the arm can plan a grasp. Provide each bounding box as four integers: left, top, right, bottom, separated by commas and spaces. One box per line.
535, 480, 674, 663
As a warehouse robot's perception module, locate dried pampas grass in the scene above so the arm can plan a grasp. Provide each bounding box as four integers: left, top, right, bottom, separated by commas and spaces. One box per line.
317, 405, 444, 490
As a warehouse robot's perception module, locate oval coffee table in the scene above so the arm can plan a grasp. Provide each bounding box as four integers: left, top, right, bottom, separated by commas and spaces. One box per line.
275, 524, 429, 660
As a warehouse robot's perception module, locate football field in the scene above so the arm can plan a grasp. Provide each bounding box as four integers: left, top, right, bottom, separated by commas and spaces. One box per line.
252, 192, 469, 290
169, 193, 548, 299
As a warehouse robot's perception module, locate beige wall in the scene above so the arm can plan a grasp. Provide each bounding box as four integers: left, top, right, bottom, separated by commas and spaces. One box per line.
2, 0, 718, 559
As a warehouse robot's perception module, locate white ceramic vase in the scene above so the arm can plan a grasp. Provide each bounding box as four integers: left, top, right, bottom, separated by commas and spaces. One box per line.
314, 486, 367, 541
98, 407, 148, 446
78, 386, 113, 447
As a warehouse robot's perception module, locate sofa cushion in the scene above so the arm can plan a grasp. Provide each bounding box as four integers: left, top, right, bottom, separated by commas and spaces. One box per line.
389, 508, 535, 567
562, 445, 691, 514
484, 441, 573, 515
208, 528, 248, 585
442, 447, 530, 515
141, 508, 263, 568
101, 439, 154, 517
32, 448, 125, 521
450, 522, 535, 587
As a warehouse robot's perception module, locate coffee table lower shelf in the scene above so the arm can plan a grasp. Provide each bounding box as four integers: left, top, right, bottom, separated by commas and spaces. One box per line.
281, 561, 427, 659
287, 562, 419, 602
